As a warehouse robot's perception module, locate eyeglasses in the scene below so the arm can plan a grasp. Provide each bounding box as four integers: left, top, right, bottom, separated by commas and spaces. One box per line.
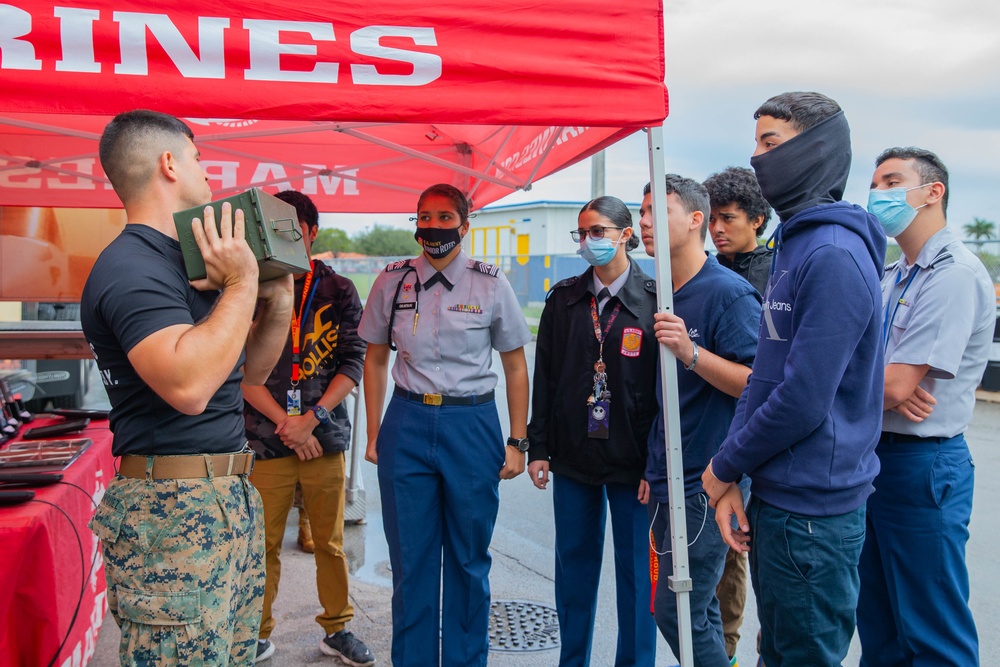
570, 226, 622, 242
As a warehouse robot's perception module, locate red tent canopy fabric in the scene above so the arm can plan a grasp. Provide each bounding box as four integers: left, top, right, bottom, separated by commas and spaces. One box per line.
0, 0, 667, 212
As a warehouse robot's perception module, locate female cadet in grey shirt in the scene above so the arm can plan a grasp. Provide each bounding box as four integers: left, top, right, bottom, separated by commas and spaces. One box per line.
358, 183, 531, 667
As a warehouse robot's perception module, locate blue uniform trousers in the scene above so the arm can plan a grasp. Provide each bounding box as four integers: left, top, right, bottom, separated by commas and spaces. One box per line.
377, 395, 505, 667
553, 474, 657, 667
649, 493, 730, 667
858, 434, 978, 666
749, 496, 865, 667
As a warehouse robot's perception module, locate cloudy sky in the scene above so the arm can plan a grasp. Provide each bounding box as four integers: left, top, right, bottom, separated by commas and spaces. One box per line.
329, 0, 1000, 244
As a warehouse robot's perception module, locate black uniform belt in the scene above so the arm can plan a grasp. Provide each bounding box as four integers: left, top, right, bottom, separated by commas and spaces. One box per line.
393, 386, 495, 406
118, 451, 254, 479
879, 432, 950, 445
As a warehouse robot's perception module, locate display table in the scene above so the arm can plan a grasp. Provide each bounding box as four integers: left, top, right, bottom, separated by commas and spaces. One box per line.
0, 321, 91, 360
0, 419, 114, 667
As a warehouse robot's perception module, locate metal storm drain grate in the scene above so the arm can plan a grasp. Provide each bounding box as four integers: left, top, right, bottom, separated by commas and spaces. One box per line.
488, 599, 560, 652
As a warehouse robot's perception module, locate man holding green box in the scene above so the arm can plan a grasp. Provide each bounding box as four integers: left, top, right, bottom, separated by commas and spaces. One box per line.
83, 109, 293, 666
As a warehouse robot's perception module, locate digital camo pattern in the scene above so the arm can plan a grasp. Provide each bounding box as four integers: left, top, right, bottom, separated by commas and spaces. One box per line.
89, 474, 265, 666
245, 264, 365, 460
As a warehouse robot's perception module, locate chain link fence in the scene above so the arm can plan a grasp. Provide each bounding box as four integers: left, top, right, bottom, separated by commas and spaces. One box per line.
963, 240, 1000, 285
324, 241, 1000, 309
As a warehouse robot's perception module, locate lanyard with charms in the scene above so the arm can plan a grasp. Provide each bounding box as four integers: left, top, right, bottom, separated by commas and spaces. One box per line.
287, 262, 318, 416
587, 296, 620, 439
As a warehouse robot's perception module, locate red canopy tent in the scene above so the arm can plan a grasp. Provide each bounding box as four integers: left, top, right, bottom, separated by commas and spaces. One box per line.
0, 3, 702, 666
0, 0, 667, 212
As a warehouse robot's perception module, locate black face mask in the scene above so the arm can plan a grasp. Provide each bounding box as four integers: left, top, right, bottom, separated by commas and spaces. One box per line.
750, 111, 852, 223
414, 227, 462, 258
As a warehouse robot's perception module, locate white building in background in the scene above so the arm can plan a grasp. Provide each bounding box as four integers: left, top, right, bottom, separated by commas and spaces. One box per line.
465, 200, 642, 262
463, 200, 646, 305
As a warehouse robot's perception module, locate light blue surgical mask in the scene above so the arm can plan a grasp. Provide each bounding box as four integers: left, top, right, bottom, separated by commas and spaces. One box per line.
867, 184, 932, 237
577, 232, 623, 266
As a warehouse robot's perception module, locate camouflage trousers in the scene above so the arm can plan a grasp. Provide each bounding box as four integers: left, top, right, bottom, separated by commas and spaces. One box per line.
89, 472, 265, 666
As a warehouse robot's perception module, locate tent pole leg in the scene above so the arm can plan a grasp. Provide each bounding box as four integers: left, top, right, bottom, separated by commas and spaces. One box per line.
647, 123, 694, 667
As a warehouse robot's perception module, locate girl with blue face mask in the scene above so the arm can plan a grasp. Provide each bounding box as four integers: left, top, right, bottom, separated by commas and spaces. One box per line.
526, 196, 660, 667
573, 202, 636, 269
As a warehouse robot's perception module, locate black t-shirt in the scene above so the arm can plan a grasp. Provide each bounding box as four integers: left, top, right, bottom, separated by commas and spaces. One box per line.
81, 225, 246, 456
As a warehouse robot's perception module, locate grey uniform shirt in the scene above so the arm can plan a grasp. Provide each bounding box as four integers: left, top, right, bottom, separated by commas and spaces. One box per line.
359, 249, 531, 396
882, 227, 995, 437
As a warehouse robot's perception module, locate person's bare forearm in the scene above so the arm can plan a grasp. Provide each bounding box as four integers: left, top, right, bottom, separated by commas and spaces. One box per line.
242, 383, 288, 425
692, 348, 753, 398
500, 348, 528, 438
129, 279, 259, 414
316, 374, 358, 412
363, 344, 390, 445
244, 277, 294, 385
883, 362, 931, 410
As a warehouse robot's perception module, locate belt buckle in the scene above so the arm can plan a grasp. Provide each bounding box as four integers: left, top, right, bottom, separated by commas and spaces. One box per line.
423, 393, 443, 406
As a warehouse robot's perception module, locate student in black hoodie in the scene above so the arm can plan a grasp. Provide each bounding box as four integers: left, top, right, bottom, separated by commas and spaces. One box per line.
703, 166, 774, 297
702, 92, 886, 667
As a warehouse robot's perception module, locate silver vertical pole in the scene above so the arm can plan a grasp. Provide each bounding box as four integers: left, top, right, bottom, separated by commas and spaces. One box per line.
646, 123, 693, 667
591, 150, 606, 199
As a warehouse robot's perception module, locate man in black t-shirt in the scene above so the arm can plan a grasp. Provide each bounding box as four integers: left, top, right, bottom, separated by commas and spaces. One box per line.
83, 110, 293, 667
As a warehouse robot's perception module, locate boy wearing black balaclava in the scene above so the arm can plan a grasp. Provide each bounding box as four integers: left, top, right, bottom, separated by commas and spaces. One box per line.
700, 92, 887, 667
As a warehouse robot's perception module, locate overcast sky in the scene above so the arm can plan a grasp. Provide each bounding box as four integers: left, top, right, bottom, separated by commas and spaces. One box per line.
326, 0, 1000, 243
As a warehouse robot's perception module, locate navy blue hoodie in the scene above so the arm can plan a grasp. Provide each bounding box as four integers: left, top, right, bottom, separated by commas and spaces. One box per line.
711, 112, 886, 516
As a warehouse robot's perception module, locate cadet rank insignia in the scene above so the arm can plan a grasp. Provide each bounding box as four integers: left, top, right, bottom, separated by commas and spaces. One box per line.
620, 327, 642, 357
447, 304, 483, 314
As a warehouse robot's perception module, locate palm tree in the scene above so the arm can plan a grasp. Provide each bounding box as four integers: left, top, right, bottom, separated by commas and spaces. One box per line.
963, 217, 996, 241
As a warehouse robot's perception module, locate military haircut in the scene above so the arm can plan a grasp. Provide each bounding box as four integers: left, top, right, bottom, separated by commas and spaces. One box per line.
875, 146, 950, 214
99, 110, 195, 206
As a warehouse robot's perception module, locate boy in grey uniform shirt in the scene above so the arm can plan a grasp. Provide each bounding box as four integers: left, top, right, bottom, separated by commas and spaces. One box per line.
859, 147, 994, 666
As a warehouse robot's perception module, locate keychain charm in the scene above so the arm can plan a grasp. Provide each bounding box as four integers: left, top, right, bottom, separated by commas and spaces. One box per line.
588, 399, 610, 439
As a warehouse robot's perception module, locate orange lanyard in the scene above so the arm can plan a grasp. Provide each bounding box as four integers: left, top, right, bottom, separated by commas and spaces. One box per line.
290, 262, 317, 384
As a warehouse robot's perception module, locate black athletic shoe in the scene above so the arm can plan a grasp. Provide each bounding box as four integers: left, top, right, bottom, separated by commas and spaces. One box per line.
255, 639, 275, 663
320, 630, 376, 666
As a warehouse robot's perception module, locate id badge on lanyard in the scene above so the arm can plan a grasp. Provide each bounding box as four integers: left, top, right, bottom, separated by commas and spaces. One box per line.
288, 262, 317, 416
587, 296, 620, 439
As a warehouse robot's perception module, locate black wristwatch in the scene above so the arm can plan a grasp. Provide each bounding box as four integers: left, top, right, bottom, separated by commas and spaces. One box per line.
506, 437, 530, 452
311, 405, 332, 425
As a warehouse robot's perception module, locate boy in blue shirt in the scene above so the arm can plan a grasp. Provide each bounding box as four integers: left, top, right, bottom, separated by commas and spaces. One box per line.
639, 174, 760, 666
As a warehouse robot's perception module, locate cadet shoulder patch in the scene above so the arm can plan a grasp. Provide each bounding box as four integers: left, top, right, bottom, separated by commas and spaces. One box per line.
928, 250, 954, 268
468, 259, 501, 277
385, 259, 414, 272
551, 276, 579, 290
545, 275, 579, 301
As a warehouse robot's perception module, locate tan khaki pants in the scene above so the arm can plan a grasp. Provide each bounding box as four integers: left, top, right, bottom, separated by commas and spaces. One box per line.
250, 453, 352, 638
716, 546, 748, 658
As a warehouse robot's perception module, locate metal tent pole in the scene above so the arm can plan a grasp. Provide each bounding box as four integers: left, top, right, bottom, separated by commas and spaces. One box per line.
646, 123, 694, 667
